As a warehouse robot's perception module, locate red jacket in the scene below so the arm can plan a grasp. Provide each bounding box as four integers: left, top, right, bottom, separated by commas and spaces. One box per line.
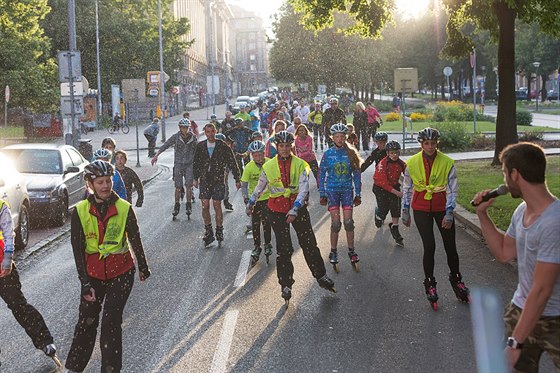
374, 156, 406, 192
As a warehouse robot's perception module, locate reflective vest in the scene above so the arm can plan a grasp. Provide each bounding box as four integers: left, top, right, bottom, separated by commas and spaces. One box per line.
76, 198, 130, 259
262, 155, 309, 199
242, 158, 270, 201
406, 151, 454, 200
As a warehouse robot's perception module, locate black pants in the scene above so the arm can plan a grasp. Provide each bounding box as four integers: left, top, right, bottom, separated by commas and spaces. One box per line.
373, 185, 401, 219
0, 266, 53, 350
268, 206, 327, 288
145, 134, 156, 157
252, 200, 272, 248
235, 153, 249, 174
413, 210, 460, 279
66, 269, 135, 373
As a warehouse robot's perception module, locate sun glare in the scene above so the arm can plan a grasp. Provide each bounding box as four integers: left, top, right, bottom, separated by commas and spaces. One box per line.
394, 0, 433, 19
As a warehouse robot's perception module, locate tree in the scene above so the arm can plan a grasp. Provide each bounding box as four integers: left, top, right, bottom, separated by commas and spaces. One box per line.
0, 0, 58, 112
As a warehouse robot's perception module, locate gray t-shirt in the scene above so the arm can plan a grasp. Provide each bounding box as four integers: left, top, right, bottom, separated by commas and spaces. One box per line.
507, 199, 560, 316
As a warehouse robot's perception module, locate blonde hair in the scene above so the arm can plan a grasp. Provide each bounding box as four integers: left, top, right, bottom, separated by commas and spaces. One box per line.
343, 142, 362, 170
355, 101, 365, 111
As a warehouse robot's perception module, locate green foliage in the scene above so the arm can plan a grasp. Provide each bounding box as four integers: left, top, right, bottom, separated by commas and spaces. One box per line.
470, 133, 496, 149
518, 131, 543, 141
433, 122, 470, 151
515, 109, 533, 126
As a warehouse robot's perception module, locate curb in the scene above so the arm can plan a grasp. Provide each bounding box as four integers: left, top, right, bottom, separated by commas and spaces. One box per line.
15, 165, 165, 266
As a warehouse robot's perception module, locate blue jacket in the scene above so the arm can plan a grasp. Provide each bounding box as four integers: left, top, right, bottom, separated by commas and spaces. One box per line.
319, 146, 361, 197
113, 170, 127, 200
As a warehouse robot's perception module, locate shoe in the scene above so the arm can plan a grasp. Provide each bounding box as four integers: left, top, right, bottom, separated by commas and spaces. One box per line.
348, 249, 359, 263
215, 225, 224, 242
203, 225, 215, 246
42, 343, 57, 357
374, 207, 383, 228
449, 273, 470, 303
281, 286, 292, 301
185, 202, 192, 215
317, 274, 336, 293
389, 223, 404, 244
251, 246, 262, 258
329, 250, 338, 264
263, 243, 273, 256
224, 199, 234, 211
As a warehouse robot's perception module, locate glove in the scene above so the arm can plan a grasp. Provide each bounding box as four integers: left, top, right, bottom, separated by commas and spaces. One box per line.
320, 197, 328, 206
444, 211, 454, 224
401, 208, 411, 226
81, 283, 93, 297
353, 196, 361, 206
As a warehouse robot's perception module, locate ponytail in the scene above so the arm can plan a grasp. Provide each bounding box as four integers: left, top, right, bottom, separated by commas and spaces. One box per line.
343, 142, 363, 171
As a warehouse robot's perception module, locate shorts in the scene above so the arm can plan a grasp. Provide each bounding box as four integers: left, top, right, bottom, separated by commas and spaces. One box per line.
173, 164, 194, 189
199, 180, 225, 201
327, 190, 354, 211
373, 185, 401, 219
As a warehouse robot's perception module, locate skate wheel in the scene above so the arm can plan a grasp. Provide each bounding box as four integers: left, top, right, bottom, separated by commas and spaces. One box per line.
52, 355, 63, 368
172, 216, 177, 221
330, 286, 337, 293
352, 262, 360, 272
432, 302, 438, 311
266, 255, 270, 265
333, 263, 340, 273
285, 299, 290, 307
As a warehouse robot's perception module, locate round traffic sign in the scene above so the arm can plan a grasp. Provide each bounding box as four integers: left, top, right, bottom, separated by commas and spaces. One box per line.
5, 85, 10, 103
443, 66, 453, 77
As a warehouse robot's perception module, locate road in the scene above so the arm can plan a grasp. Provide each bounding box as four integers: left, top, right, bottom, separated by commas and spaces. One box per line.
2, 149, 556, 373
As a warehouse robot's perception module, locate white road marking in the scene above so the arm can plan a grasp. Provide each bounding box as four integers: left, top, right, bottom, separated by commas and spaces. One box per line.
210, 310, 239, 373
234, 250, 252, 287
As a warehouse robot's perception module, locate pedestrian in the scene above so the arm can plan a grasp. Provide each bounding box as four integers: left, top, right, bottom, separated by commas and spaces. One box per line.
241, 140, 273, 266
114, 149, 144, 207
92, 148, 127, 200
318, 123, 362, 272
0, 199, 60, 368
247, 131, 336, 305
65, 160, 150, 373
352, 102, 368, 151
144, 118, 160, 158
365, 102, 383, 149
472, 142, 560, 372
372, 140, 406, 245
322, 97, 347, 148
294, 124, 319, 183
401, 128, 469, 310
193, 123, 241, 246
151, 118, 197, 218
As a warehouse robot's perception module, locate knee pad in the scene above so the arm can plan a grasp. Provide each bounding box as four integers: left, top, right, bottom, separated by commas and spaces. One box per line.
330, 220, 342, 233
343, 218, 355, 231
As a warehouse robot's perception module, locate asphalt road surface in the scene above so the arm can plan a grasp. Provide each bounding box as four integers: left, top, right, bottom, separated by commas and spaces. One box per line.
1, 151, 555, 372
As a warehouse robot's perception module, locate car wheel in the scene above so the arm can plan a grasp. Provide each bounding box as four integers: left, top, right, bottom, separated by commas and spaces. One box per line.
15, 203, 30, 250
52, 196, 68, 227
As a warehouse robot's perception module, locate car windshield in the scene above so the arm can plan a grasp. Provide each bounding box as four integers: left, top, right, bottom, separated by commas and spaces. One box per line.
2, 149, 62, 174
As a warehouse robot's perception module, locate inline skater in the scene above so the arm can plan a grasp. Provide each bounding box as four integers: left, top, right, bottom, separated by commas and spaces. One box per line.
225, 117, 253, 174
101, 137, 117, 165
318, 123, 362, 272
246, 131, 336, 305
366, 102, 383, 146
114, 150, 144, 207
241, 140, 273, 265
65, 160, 150, 372
217, 133, 235, 212
151, 118, 197, 219
182, 112, 199, 138
401, 128, 469, 310
372, 140, 406, 245
193, 123, 241, 246
0, 200, 61, 368
264, 120, 286, 158
308, 102, 324, 151
322, 97, 347, 148
92, 148, 127, 200
220, 111, 235, 133
143, 118, 160, 158
361, 131, 388, 226
294, 124, 319, 184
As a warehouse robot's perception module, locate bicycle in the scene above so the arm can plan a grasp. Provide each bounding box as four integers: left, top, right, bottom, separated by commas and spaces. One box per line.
107, 119, 130, 134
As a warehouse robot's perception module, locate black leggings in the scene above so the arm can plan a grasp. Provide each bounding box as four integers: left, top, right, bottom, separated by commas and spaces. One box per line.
268, 207, 327, 288
413, 210, 460, 279
252, 200, 272, 247
65, 269, 135, 373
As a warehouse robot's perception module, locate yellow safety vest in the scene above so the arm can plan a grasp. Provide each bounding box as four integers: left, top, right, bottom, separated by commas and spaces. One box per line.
241, 158, 270, 201
406, 151, 454, 200
76, 198, 130, 258
262, 155, 309, 199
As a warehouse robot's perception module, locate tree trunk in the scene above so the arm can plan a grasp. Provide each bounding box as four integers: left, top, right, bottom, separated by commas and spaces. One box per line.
493, 1, 518, 165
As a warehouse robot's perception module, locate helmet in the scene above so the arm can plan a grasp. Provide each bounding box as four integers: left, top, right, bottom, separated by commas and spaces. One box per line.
274, 130, 294, 144
234, 117, 244, 124
215, 133, 226, 141
330, 123, 348, 134
385, 140, 401, 151
210, 114, 217, 119
330, 97, 338, 104
93, 148, 111, 160
374, 132, 388, 141
417, 127, 440, 142
84, 160, 114, 181
178, 118, 191, 127
248, 140, 266, 153
252, 131, 262, 139
293, 100, 298, 106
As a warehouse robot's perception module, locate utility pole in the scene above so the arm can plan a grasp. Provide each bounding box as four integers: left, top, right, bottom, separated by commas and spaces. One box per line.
158, 0, 166, 141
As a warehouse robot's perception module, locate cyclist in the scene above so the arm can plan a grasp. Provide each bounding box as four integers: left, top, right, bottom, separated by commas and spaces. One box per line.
319, 123, 362, 271
114, 150, 144, 207
92, 148, 127, 200
241, 140, 273, 265
151, 118, 197, 217
112, 113, 122, 131
246, 131, 336, 303
65, 160, 150, 373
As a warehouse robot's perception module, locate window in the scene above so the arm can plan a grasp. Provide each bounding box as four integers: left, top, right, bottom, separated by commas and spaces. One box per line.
249, 54, 256, 61
67, 148, 86, 166
250, 64, 256, 71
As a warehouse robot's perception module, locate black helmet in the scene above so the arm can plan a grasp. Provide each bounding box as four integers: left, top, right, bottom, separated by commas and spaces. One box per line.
385, 140, 401, 151
417, 127, 440, 142
84, 160, 114, 181
374, 132, 388, 141
234, 117, 244, 124
210, 114, 217, 119
274, 130, 294, 144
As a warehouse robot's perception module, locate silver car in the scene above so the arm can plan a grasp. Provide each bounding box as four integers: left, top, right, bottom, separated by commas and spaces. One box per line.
0, 153, 30, 249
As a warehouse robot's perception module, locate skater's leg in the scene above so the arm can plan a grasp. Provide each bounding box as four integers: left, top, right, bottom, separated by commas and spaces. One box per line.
261, 206, 272, 245
174, 188, 181, 203
343, 208, 355, 248
433, 211, 460, 275
99, 269, 134, 373
252, 201, 266, 247
201, 199, 212, 225
0, 267, 54, 350
329, 208, 341, 250
268, 211, 295, 288
292, 206, 327, 280
413, 210, 437, 278
213, 199, 223, 227
66, 279, 107, 372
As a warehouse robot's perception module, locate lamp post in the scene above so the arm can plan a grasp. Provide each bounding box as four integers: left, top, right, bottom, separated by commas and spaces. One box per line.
95, 0, 102, 126
533, 61, 540, 112
158, 0, 166, 141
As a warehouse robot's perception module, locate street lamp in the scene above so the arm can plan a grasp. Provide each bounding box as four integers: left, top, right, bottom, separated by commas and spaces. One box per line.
533, 61, 540, 112
95, 0, 102, 127
158, 0, 166, 141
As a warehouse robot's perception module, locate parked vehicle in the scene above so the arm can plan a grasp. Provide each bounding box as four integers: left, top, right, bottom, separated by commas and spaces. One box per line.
1, 144, 89, 226
515, 88, 528, 100
546, 89, 559, 101
0, 153, 30, 249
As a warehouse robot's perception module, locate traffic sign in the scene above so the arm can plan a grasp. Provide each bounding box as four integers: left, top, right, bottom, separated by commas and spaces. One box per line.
5, 85, 9, 103
394, 68, 418, 92
58, 51, 82, 82
148, 88, 159, 97
443, 66, 453, 77
61, 96, 84, 116
60, 82, 84, 96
